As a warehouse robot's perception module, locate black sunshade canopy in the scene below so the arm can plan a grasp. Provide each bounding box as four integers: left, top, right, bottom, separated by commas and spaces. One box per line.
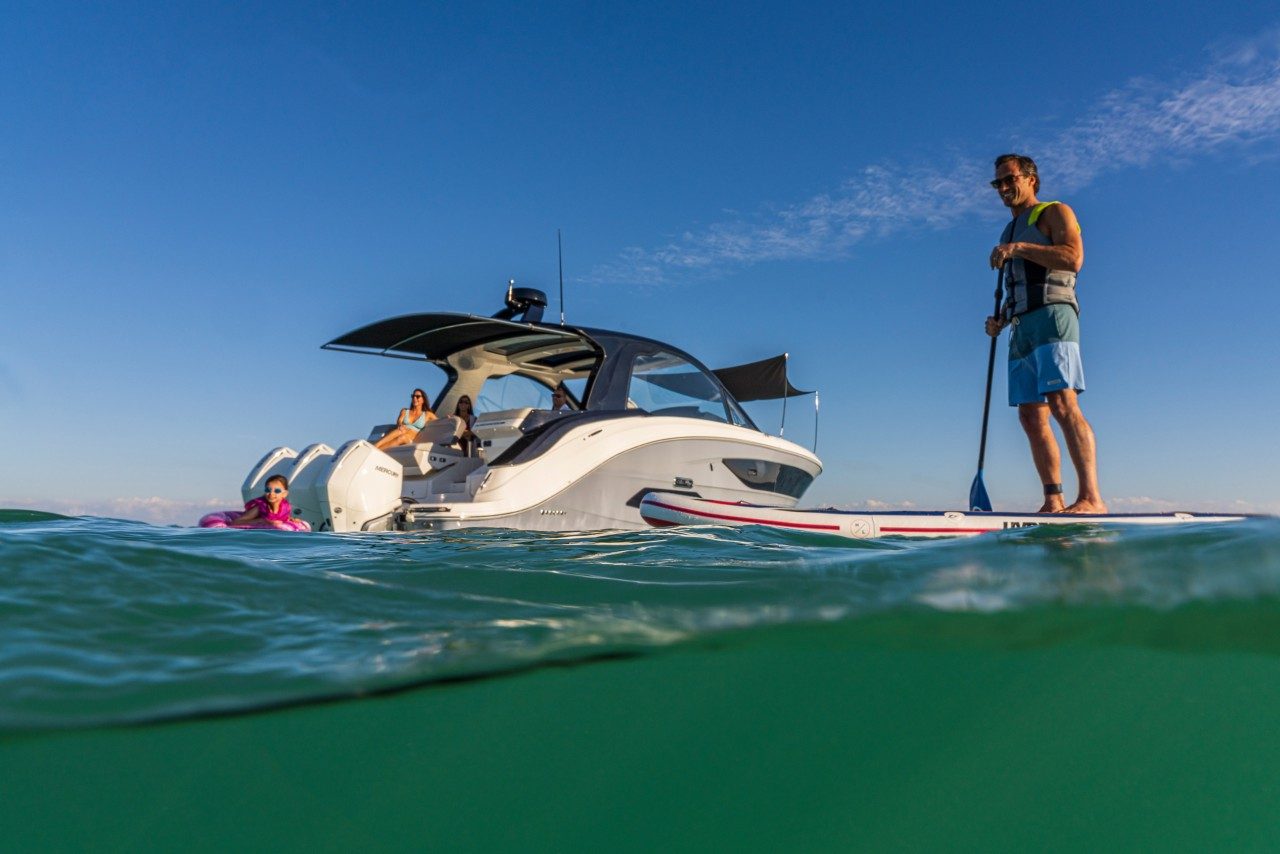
641, 354, 812, 403
322, 313, 592, 362
713, 354, 811, 402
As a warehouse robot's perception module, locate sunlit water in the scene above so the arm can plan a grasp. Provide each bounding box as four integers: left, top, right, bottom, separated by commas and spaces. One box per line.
6, 509, 1280, 849
4, 509, 1279, 730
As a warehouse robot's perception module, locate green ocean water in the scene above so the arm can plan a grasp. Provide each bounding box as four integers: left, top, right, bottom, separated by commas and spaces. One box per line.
4, 510, 1280, 850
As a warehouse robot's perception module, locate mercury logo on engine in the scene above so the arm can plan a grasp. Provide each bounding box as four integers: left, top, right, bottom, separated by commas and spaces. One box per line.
375, 466, 396, 477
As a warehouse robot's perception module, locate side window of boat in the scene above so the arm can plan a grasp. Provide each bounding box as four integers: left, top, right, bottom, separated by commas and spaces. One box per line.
561, 377, 587, 406
478, 374, 553, 412
627, 351, 729, 423
727, 401, 752, 428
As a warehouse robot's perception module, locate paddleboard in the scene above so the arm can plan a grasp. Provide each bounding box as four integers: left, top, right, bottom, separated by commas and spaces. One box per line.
638, 492, 1254, 539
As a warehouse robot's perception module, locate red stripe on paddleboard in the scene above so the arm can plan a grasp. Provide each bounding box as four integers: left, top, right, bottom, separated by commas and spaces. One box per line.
641, 499, 842, 532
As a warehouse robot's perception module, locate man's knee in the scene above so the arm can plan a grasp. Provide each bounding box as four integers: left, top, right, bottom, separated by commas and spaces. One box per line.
1017, 403, 1049, 431
1045, 390, 1080, 421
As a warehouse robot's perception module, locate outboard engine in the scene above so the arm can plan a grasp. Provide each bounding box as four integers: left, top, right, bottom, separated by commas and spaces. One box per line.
242, 444, 335, 529
491, 280, 547, 323
316, 440, 404, 532
242, 447, 298, 503
283, 443, 336, 528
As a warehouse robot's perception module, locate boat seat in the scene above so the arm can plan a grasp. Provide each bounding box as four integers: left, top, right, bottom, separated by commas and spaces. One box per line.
416, 416, 466, 447
367, 424, 395, 443
421, 455, 486, 496
383, 417, 466, 476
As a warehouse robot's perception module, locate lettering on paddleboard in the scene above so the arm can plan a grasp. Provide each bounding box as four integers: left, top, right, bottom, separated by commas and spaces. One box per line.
1002, 521, 1042, 529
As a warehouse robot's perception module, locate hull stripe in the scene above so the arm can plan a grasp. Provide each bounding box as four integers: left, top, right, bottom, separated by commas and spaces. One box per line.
641, 498, 841, 532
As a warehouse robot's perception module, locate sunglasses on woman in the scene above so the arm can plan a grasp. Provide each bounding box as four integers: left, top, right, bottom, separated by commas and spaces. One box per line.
264, 487, 285, 495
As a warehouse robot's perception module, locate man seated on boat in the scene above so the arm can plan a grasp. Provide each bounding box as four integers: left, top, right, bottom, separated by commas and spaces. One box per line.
550, 385, 571, 411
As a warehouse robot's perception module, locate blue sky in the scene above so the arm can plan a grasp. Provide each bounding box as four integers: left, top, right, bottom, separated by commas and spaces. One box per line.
4, 1, 1279, 523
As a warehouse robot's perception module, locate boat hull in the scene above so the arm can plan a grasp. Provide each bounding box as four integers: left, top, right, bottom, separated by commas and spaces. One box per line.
402, 427, 823, 532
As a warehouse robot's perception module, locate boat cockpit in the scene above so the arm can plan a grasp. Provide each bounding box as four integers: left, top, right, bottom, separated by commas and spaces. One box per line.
321, 300, 766, 471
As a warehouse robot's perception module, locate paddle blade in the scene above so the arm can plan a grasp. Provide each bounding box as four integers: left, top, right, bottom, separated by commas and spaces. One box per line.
969, 471, 992, 513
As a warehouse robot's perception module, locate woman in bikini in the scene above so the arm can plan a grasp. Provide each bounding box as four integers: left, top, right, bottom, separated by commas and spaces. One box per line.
374, 388, 437, 450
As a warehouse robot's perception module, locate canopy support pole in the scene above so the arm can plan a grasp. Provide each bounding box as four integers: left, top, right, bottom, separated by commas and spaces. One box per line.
779, 353, 789, 437
813, 391, 820, 453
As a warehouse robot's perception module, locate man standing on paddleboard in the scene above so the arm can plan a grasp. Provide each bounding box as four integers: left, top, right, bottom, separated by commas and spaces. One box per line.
985, 154, 1106, 514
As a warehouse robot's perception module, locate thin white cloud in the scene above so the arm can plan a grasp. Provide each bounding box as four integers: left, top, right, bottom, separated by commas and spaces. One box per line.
1105, 495, 1196, 513
1107, 495, 1280, 516
827, 498, 919, 511
593, 30, 1280, 285
2, 496, 235, 526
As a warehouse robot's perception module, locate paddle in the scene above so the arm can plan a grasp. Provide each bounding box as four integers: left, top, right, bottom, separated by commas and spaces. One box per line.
969, 256, 1008, 512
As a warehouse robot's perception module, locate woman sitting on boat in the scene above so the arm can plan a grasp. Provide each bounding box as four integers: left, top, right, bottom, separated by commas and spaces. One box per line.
374, 388, 437, 450
454, 395, 478, 456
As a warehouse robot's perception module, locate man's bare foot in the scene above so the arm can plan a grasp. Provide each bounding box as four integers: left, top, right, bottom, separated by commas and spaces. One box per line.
1038, 497, 1066, 513
1057, 499, 1107, 514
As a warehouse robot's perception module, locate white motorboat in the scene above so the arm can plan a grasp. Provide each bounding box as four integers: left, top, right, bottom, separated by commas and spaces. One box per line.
241, 286, 822, 532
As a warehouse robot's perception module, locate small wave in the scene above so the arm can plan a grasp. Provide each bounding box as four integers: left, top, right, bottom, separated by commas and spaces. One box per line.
1, 515, 1278, 730
0, 508, 72, 524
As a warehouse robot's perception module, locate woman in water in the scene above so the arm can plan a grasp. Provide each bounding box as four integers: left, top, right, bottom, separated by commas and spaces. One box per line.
374, 388, 437, 450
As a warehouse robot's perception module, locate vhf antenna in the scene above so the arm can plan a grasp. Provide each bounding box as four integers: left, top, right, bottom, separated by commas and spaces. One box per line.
557, 229, 565, 325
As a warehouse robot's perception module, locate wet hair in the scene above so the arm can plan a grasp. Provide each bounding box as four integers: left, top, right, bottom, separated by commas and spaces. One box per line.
265, 474, 289, 490
994, 153, 1040, 193
411, 388, 429, 408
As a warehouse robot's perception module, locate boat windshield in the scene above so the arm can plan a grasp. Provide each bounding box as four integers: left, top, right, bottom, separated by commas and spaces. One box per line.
626, 350, 734, 423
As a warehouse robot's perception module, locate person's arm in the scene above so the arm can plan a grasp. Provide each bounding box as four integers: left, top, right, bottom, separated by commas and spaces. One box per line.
990, 203, 1084, 272
230, 503, 262, 526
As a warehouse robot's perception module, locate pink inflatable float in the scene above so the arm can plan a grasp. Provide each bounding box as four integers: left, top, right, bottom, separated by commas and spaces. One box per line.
199, 495, 311, 532
198, 511, 311, 532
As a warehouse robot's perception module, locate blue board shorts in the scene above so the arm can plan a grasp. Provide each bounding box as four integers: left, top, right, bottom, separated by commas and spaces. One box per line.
1007, 304, 1086, 406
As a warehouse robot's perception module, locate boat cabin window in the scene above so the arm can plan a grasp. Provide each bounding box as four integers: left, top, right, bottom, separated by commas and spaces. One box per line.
727, 401, 752, 429
561, 377, 588, 406
478, 374, 555, 412
627, 350, 729, 423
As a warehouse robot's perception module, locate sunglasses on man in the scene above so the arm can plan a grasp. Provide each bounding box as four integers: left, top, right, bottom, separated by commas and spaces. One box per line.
989, 174, 1027, 189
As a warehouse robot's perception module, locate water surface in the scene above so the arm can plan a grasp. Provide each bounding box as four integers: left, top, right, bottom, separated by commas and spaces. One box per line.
4, 510, 1280, 850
